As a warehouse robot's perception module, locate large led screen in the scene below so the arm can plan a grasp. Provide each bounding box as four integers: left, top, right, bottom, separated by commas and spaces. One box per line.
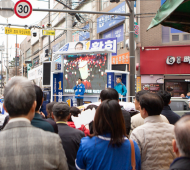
63, 53, 107, 94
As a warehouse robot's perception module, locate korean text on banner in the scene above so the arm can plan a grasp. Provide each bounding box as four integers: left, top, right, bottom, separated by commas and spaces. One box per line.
112, 52, 129, 64
136, 77, 141, 92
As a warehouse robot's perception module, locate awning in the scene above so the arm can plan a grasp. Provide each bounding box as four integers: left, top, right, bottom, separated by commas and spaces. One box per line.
147, 0, 190, 33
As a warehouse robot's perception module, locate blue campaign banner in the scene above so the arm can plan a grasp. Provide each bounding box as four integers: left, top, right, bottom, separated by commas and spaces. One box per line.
103, 25, 124, 43
97, 2, 126, 33
79, 24, 90, 41
107, 72, 115, 88
53, 73, 64, 102
90, 37, 117, 56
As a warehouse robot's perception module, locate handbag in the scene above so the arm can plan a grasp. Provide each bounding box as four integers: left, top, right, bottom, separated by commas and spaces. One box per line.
129, 139, 136, 170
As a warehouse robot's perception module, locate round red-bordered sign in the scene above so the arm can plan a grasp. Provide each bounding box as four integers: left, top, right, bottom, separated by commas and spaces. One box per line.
14, 0, 32, 19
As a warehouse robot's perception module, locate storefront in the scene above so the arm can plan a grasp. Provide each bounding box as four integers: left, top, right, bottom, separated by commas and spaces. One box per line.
140, 45, 190, 96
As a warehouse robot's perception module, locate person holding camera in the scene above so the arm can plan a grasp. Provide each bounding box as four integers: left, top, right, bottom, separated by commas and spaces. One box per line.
73, 78, 85, 106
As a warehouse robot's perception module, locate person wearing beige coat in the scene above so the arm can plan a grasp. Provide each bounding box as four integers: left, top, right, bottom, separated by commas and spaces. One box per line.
130, 93, 175, 170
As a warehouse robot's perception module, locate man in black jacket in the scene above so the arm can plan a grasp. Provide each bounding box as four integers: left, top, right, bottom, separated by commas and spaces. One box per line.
99, 88, 131, 135
53, 102, 85, 170
158, 90, 180, 124
169, 115, 190, 170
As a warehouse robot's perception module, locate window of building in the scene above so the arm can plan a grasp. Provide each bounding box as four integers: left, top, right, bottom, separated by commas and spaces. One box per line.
26, 49, 31, 59
183, 34, 190, 41
172, 35, 179, 41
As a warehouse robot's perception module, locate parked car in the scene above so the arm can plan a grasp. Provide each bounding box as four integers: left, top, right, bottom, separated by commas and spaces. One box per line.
170, 97, 190, 117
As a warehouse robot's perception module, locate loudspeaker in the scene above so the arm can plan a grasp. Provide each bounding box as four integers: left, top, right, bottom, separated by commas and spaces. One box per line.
43, 62, 51, 86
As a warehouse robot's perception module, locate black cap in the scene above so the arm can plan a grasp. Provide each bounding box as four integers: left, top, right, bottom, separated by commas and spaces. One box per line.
52, 102, 70, 114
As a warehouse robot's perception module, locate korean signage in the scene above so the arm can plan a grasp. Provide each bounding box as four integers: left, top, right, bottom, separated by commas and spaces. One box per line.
42, 30, 55, 36
51, 62, 61, 73
53, 73, 63, 102
166, 56, 190, 65
136, 77, 141, 92
5, 27, 31, 35
107, 72, 115, 88
134, 22, 139, 38
97, 2, 125, 33
103, 24, 124, 42
79, 24, 90, 41
112, 52, 129, 64
28, 65, 43, 80
53, 37, 117, 60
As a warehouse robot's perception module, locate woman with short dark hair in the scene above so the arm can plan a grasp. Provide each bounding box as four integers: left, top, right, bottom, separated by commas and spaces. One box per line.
76, 100, 141, 170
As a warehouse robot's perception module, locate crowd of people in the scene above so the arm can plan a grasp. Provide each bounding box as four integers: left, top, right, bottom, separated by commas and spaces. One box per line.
0, 76, 189, 170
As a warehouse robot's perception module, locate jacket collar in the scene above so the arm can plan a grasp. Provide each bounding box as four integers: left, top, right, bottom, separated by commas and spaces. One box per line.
170, 157, 190, 169
144, 115, 164, 124
163, 105, 171, 110
3, 121, 32, 131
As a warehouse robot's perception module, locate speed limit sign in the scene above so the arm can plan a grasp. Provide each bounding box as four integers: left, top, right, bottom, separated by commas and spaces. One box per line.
14, 0, 32, 19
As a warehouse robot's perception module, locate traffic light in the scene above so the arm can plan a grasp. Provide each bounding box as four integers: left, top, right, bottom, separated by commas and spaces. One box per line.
110, 0, 120, 3
45, 49, 49, 57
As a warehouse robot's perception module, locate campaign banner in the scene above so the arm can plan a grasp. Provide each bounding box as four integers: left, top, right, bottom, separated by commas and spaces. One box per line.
112, 52, 129, 64
97, 2, 125, 33
79, 24, 90, 41
53, 37, 117, 60
107, 72, 115, 88
53, 73, 64, 102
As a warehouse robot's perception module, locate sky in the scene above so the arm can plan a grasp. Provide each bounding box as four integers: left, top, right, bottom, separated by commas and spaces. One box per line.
0, 0, 54, 64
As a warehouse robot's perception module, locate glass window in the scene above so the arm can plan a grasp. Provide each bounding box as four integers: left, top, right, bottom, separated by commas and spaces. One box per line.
172, 35, 179, 41
183, 34, 190, 41
170, 101, 190, 111
162, 26, 170, 43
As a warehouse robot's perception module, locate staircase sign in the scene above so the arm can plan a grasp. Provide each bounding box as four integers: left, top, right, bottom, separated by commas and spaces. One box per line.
14, 0, 32, 19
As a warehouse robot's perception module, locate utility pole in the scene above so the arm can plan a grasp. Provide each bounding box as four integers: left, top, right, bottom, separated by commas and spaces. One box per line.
66, 0, 73, 43
48, 0, 51, 61
6, 18, 8, 83
128, 1, 135, 100
15, 34, 17, 76
1, 50, 2, 94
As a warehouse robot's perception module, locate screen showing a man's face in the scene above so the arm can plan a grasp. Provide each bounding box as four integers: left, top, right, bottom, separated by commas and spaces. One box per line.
63, 54, 108, 94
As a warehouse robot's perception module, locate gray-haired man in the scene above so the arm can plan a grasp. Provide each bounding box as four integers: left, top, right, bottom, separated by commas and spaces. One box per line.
0, 77, 68, 170
169, 115, 190, 170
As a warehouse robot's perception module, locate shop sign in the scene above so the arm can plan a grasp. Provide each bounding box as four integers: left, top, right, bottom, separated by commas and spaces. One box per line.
166, 56, 190, 65
134, 22, 139, 38
112, 52, 129, 64
53, 73, 63, 102
97, 2, 125, 33
136, 77, 141, 92
79, 24, 90, 41
103, 25, 124, 42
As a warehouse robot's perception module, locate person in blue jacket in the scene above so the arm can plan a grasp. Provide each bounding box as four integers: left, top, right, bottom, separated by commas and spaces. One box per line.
114, 77, 127, 101
73, 78, 85, 106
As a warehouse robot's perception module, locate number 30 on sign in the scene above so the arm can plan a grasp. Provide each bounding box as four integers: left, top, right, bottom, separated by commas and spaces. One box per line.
14, 0, 32, 19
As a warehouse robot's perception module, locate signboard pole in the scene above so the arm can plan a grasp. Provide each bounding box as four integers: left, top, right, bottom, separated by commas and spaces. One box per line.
15, 34, 17, 76
129, 1, 135, 100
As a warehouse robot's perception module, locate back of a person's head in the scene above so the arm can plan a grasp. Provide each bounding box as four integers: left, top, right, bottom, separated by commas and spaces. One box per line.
46, 101, 56, 114
93, 99, 126, 147
4, 76, 36, 117
53, 102, 70, 120
70, 107, 81, 117
157, 90, 171, 106
139, 93, 164, 116
175, 115, 190, 157
34, 85, 43, 112
84, 104, 98, 111
135, 90, 149, 102
100, 88, 119, 101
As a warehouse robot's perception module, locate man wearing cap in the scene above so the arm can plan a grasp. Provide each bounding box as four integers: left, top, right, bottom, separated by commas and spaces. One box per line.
53, 102, 85, 170
73, 78, 85, 106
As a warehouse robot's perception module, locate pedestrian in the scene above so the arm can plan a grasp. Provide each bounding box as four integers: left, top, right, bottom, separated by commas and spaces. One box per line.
130, 93, 175, 170
76, 100, 141, 170
114, 77, 127, 101
73, 78, 85, 106
158, 90, 180, 125
31, 85, 54, 132
53, 102, 85, 170
99, 88, 131, 135
0, 76, 68, 170
131, 90, 169, 131
169, 115, 190, 170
